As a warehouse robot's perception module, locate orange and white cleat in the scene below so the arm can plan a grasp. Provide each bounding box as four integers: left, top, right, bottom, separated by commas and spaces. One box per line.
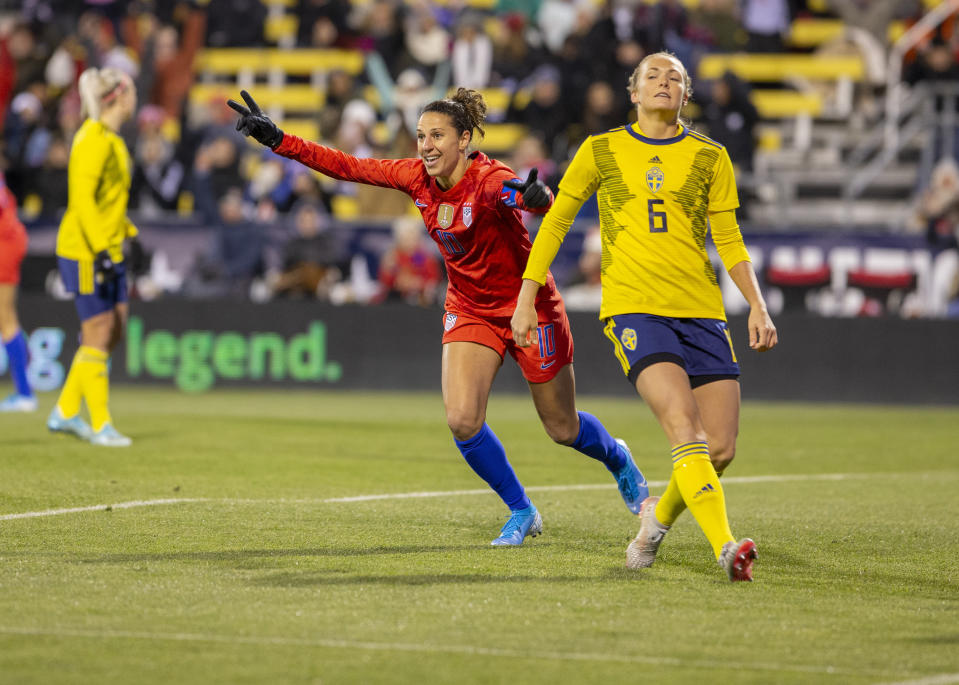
719, 538, 758, 582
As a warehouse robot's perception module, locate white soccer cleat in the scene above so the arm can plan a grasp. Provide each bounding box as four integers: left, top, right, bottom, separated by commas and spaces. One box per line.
0, 393, 38, 412
626, 495, 668, 569
47, 406, 93, 441
89, 423, 132, 447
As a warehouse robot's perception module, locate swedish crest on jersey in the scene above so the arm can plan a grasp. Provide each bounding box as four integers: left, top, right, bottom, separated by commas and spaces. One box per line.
462, 202, 473, 227
437, 203, 455, 229
646, 166, 664, 193
620, 327, 637, 351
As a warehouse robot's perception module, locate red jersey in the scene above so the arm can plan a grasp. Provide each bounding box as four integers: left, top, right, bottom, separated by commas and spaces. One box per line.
274, 135, 562, 317
0, 180, 25, 242
0, 177, 27, 284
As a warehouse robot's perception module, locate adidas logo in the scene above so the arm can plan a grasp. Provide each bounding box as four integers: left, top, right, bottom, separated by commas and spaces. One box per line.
648, 155, 662, 164
693, 483, 715, 499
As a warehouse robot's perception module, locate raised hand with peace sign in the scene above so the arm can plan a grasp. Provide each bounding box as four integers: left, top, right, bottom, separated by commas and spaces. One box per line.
502, 167, 552, 209
226, 90, 284, 149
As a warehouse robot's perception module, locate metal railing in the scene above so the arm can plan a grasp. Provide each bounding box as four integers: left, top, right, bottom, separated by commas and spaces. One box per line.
842, 0, 959, 201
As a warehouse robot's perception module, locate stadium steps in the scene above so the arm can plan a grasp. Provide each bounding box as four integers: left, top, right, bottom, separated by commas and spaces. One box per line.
747, 198, 913, 230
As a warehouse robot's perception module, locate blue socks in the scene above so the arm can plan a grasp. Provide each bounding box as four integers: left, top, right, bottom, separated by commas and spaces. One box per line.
455, 423, 530, 511
571, 411, 626, 472
3, 330, 33, 398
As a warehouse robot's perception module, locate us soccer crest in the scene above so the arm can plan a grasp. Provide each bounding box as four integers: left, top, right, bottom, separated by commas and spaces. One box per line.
646, 167, 664, 193
444, 313, 458, 331
620, 327, 637, 351
437, 203, 455, 229
462, 202, 473, 227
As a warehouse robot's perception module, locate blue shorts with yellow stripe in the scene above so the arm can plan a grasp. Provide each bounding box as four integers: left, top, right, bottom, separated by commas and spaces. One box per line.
58, 257, 128, 321
603, 314, 739, 388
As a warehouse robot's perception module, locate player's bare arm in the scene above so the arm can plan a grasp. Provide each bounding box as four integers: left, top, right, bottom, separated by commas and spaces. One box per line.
511, 279, 541, 347
727, 260, 778, 352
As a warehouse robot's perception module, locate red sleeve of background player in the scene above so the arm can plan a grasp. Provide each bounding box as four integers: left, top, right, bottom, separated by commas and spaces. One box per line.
0, 39, 15, 126
274, 133, 419, 194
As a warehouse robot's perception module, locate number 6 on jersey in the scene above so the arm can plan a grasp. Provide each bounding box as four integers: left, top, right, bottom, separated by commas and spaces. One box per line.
648, 198, 668, 233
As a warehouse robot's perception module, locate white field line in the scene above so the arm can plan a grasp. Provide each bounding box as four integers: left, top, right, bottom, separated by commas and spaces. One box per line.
0, 625, 895, 678
0, 498, 208, 521
0, 472, 874, 521
874, 675, 959, 685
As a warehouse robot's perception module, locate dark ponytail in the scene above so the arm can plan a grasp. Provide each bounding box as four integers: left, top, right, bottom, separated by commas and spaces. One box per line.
422, 88, 487, 147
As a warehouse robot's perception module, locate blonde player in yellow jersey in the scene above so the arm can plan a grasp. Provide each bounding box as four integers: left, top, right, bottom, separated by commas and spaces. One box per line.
511, 52, 778, 581
47, 67, 138, 447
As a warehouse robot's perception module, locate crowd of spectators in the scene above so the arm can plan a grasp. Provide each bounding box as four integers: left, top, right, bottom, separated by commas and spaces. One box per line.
0, 0, 955, 307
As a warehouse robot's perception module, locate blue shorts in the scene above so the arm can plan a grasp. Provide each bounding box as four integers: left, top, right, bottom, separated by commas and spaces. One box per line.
58, 257, 128, 321
603, 314, 740, 388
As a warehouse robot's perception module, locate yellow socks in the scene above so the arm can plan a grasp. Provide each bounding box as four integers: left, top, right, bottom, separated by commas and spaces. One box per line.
57, 346, 112, 431
56, 349, 86, 419
656, 442, 734, 559
655, 464, 726, 527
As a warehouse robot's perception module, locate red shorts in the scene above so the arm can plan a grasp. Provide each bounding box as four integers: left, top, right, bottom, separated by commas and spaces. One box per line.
0, 230, 27, 284
441, 297, 574, 383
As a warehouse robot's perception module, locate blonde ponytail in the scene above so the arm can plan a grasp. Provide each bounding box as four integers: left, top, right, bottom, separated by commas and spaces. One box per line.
78, 67, 131, 120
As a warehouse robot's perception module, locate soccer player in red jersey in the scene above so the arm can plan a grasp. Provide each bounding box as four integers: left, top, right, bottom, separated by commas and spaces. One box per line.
229, 88, 648, 546
0, 170, 37, 412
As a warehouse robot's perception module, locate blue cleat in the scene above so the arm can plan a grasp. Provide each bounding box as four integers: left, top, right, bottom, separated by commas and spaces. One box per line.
47, 407, 93, 441
89, 423, 132, 447
0, 393, 37, 412
612, 439, 649, 515
490, 504, 543, 546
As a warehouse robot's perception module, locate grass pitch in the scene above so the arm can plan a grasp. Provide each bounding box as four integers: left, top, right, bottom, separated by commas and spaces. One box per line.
1, 387, 957, 684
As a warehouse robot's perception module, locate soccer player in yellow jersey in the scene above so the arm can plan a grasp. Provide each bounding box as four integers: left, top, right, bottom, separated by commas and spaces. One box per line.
511, 52, 778, 581
47, 67, 138, 447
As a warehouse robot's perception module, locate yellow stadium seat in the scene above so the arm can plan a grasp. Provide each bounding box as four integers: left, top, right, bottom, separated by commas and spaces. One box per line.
480, 123, 528, 153
511, 88, 532, 111
431, 0, 496, 6
362, 85, 382, 110
697, 53, 865, 82
261, 0, 294, 6
190, 84, 324, 113
266, 49, 364, 75
195, 49, 266, 75
442, 87, 511, 118
265, 14, 299, 44
788, 19, 845, 48
888, 21, 907, 44
750, 89, 823, 118
195, 48, 365, 76
478, 88, 511, 117
639, 0, 702, 6
332, 195, 360, 219
758, 128, 782, 152
279, 119, 319, 142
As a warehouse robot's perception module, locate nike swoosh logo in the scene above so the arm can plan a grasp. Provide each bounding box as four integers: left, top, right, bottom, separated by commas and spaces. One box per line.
540, 360, 556, 369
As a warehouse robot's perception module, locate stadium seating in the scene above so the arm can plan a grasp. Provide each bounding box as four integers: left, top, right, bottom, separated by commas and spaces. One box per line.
696, 53, 866, 83
194, 48, 365, 78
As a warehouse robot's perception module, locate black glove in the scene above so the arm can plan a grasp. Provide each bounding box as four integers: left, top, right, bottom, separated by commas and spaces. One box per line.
126, 237, 147, 274
502, 168, 551, 209
227, 90, 284, 149
94, 249, 117, 284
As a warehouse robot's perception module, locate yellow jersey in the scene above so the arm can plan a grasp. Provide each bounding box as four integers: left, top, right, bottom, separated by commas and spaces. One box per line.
524, 124, 751, 320
56, 118, 137, 263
